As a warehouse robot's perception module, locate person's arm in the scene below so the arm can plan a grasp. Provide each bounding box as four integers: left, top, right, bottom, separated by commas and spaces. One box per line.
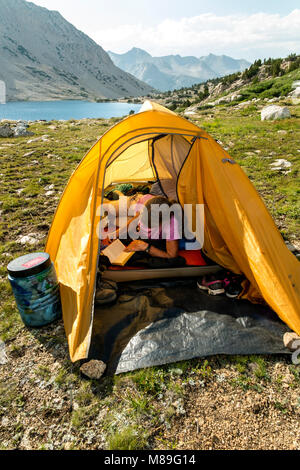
149, 240, 179, 258
125, 239, 179, 259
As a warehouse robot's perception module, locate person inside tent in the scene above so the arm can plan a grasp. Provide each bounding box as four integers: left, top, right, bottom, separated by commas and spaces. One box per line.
125, 195, 182, 260
101, 192, 157, 243
96, 196, 185, 304
102, 181, 165, 234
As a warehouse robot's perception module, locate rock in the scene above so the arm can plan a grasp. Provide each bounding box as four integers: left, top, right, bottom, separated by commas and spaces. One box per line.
0, 124, 14, 138
14, 122, 34, 137
184, 106, 198, 116
23, 151, 35, 157
0, 340, 8, 365
27, 137, 41, 144
282, 373, 295, 385
290, 86, 300, 104
80, 360, 106, 380
283, 332, 300, 351
270, 159, 292, 172
17, 233, 43, 245
84, 430, 96, 444
211, 82, 226, 96
64, 442, 75, 450
285, 242, 297, 253
14, 127, 34, 137
18, 235, 37, 245
218, 96, 231, 104
17, 120, 29, 128
44, 185, 55, 196
20, 429, 33, 450
237, 100, 252, 108
291, 87, 300, 98
1, 417, 10, 427
171, 368, 183, 376
261, 105, 291, 121
277, 130, 288, 135
216, 373, 226, 383
27, 135, 49, 143
248, 362, 259, 373
231, 93, 242, 102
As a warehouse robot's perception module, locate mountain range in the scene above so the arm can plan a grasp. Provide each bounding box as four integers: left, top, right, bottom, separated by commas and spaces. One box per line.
0, 0, 154, 102
108, 48, 251, 91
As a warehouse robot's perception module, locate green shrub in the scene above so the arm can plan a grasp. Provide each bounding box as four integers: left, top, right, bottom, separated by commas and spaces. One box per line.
107, 426, 148, 451
240, 76, 294, 100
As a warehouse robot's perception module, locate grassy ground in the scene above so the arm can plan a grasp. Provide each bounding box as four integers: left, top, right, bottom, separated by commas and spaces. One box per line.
0, 101, 299, 450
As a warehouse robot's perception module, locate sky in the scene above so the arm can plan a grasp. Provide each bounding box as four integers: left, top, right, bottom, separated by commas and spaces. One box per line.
30, 1, 300, 61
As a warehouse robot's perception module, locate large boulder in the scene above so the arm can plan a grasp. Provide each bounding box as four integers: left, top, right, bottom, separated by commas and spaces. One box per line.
231, 93, 242, 102
184, 106, 198, 116
0, 124, 14, 138
0, 121, 34, 138
261, 105, 291, 121
14, 121, 34, 137
291, 87, 300, 98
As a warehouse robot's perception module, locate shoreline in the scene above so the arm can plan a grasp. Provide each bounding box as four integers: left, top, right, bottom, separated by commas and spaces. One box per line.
0, 100, 142, 122
1, 97, 145, 104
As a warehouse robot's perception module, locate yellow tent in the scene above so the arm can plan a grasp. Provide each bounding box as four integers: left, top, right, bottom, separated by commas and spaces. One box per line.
46, 101, 300, 362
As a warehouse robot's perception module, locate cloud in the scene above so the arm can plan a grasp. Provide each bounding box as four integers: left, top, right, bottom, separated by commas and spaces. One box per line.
92, 10, 300, 60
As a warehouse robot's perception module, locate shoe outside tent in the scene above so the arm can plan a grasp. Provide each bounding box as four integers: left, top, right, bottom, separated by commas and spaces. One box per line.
45, 101, 300, 363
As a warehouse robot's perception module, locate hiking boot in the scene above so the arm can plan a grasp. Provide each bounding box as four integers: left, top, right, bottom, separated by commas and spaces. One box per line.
197, 275, 225, 295
95, 279, 117, 305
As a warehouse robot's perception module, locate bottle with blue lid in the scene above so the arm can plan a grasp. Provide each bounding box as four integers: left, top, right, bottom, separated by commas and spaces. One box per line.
7, 253, 62, 327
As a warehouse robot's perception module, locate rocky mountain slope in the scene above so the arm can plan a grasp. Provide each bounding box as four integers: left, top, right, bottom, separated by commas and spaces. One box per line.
149, 55, 300, 112
0, 0, 154, 101
108, 48, 250, 91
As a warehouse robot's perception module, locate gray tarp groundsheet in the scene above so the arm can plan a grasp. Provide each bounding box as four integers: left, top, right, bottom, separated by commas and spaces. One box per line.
89, 279, 290, 375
